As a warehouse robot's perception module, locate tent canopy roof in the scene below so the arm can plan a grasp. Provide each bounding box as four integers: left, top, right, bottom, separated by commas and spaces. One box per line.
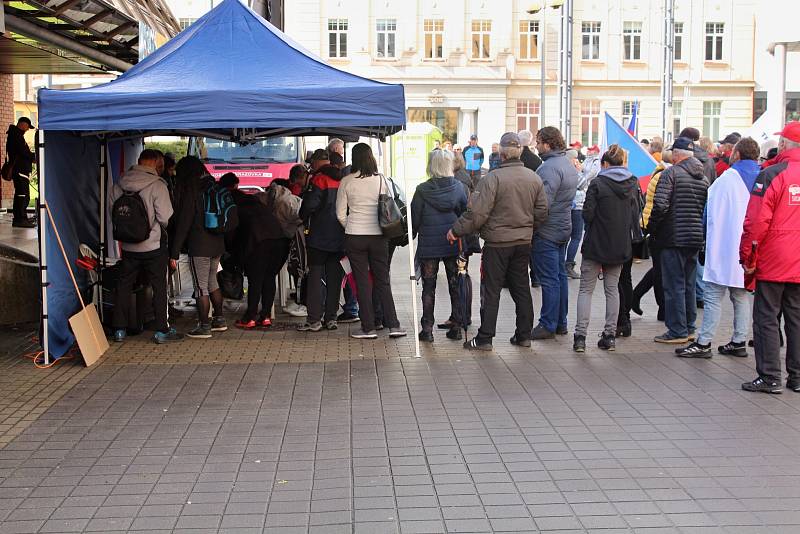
37, 0, 406, 139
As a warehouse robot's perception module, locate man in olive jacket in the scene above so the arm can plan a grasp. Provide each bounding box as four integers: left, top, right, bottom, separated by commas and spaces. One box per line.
448, 132, 549, 351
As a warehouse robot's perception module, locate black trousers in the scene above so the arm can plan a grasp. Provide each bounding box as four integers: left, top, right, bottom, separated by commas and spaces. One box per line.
633, 240, 664, 316
113, 249, 169, 333
753, 281, 800, 382
345, 234, 399, 332
478, 244, 533, 341
12, 176, 30, 222
306, 247, 344, 324
244, 238, 290, 321
420, 256, 460, 333
617, 258, 633, 325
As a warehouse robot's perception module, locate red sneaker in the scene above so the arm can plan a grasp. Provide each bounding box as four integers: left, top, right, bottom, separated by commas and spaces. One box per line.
256, 318, 272, 328
235, 319, 257, 329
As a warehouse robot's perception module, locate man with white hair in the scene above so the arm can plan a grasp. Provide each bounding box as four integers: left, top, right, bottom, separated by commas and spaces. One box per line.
647, 137, 709, 344
327, 138, 350, 175
518, 129, 542, 171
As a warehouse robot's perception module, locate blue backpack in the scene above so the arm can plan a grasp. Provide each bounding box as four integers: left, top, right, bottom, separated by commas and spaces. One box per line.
203, 183, 238, 234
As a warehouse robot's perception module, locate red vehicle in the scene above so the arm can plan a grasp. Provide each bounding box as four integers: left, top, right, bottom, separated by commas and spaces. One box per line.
188, 136, 303, 190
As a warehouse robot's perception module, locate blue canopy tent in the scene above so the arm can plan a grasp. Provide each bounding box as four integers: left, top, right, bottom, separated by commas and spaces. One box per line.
35, 0, 409, 363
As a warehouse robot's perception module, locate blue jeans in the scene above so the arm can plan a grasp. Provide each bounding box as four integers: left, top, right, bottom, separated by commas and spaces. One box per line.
566, 209, 584, 265
697, 281, 750, 345
695, 261, 705, 301
660, 247, 699, 338
343, 279, 359, 315
533, 238, 568, 332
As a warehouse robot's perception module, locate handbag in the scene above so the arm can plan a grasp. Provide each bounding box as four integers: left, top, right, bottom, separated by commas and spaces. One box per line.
1, 155, 17, 182
387, 179, 409, 247
377, 175, 406, 240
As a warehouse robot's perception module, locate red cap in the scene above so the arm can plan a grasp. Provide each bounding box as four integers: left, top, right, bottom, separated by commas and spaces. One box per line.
775, 121, 800, 143
570, 141, 583, 148
587, 145, 600, 153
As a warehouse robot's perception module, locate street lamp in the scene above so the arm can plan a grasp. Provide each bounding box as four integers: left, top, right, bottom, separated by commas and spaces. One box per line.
526, 1, 564, 130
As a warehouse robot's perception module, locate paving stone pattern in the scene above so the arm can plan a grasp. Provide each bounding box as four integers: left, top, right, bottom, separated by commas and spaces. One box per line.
2, 251, 800, 532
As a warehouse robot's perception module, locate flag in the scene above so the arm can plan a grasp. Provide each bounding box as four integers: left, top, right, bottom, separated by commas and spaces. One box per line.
626, 101, 638, 136
601, 112, 658, 192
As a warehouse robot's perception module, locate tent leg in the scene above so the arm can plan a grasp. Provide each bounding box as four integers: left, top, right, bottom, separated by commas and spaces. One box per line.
399, 131, 421, 359
98, 138, 107, 321
37, 130, 49, 365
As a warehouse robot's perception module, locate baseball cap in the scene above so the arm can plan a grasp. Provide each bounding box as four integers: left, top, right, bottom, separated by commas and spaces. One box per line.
469, 134, 478, 141
775, 121, 800, 143
587, 145, 600, 153
719, 132, 741, 145
569, 141, 583, 148
499, 132, 521, 148
669, 137, 695, 151
17, 117, 35, 128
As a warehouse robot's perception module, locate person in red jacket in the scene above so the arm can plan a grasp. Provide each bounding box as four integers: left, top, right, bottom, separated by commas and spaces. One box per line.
739, 121, 800, 394
714, 132, 741, 176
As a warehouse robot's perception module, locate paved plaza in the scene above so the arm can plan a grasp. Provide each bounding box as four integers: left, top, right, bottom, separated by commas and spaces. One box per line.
2, 217, 800, 533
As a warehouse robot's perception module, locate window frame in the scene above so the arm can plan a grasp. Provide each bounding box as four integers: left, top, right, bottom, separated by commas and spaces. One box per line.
518, 19, 540, 61
673, 22, 684, 61
703, 101, 722, 141
471, 19, 492, 60
705, 22, 724, 62
328, 18, 349, 59
580, 100, 601, 147
376, 18, 397, 59
516, 100, 540, 137
423, 19, 445, 60
622, 21, 642, 61
672, 100, 683, 138
581, 21, 601, 60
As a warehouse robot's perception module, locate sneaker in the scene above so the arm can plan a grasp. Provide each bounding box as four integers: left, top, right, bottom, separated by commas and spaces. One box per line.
375, 323, 384, 331
113, 329, 126, 343
446, 327, 463, 341
389, 327, 407, 338
256, 317, 272, 328
654, 333, 689, 344
337, 312, 360, 323
351, 330, 378, 340
297, 321, 322, 332
509, 334, 531, 348
566, 263, 580, 279
153, 328, 184, 344
741, 376, 783, 394
598, 333, 616, 351
718, 341, 747, 357
11, 219, 36, 228
786, 378, 800, 392
556, 325, 569, 335
675, 341, 712, 358
463, 337, 493, 351
325, 320, 338, 331
419, 331, 434, 343
235, 319, 257, 329
211, 316, 228, 332
285, 302, 308, 317
573, 334, 586, 353
187, 324, 212, 339
531, 324, 555, 340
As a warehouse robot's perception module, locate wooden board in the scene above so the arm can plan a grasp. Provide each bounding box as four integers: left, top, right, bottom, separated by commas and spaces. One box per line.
68, 303, 108, 367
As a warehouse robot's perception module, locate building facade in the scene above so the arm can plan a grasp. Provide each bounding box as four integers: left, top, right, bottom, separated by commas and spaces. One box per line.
285, 0, 756, 146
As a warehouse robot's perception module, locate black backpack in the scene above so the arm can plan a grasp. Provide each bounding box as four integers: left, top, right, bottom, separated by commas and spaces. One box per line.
112, 190, 151, 243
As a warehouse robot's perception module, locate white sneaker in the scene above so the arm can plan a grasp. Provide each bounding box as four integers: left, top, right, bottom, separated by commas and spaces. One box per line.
285, 302, 308, 317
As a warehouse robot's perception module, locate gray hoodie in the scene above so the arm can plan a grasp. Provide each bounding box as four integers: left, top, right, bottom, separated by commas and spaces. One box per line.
111, 165, 173, 253
535, 150, 580, 243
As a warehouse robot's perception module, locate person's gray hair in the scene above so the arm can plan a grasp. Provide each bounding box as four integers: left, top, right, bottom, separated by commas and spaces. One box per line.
451, 150, 466, 172
327, 138, 345, 152
500, 145, 523, 160
518, 130, 533, 146
427, 148, 455, 178
673, 148, 693, 160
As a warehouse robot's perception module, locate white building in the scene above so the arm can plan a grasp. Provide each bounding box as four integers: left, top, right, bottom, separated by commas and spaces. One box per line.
285, 0, 757, 146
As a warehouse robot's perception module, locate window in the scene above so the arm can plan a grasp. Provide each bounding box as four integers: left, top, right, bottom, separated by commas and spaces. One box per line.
516, 100, 540, 136
703, 101, 722, 141
519, 20, 540, 60
328, 19, 348, 58
581, 21, 601, 60
471, 20, 492, 59
424, 19, 444, 59
623, 21, 642, 60
580, 100, 600, 147
705, 22, 724, 61
407, 108, 459, 144
376, 19, 397, 58
622, 100, 637, 130
672, 100, 682, 138
673, 22, 683, 61
179, 18, 196, 30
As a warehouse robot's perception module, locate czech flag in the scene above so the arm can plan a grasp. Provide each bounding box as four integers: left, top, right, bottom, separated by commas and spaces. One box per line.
601, 112, 658, 193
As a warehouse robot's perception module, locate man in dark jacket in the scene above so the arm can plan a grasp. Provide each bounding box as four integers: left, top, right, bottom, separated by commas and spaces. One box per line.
5, 118, 36, 227
519, 129, 543, 171
531, 126, 580, 339
448, 132, 548, 351
647, 137, 709, 343
680, 127, 717, 182
739, 122, 800, 394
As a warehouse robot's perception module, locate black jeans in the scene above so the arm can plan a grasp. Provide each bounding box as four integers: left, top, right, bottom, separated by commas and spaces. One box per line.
753, 281, 800, 382
307, 247, 344, 324
12, 176, 30, 222
633, 238, 664, 316
244, 238, 290, 321
373, 244, 396, 325
345, 234, 399, 332
478, 244, 534, 342
113, 249, 169, 333
420, 256, 460, 333
617, 258, 633, 326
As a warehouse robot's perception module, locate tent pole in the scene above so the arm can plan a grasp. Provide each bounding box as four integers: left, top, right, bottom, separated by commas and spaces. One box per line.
98, 137, 107, 321
400, 130, 421, 358
37, 130, 49, 365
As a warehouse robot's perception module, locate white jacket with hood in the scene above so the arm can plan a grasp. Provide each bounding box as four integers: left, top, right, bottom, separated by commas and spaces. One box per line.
111, 165, 173, 253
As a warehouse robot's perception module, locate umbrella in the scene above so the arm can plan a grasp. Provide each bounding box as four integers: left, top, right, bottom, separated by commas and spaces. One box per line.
457, 239, 470, 339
